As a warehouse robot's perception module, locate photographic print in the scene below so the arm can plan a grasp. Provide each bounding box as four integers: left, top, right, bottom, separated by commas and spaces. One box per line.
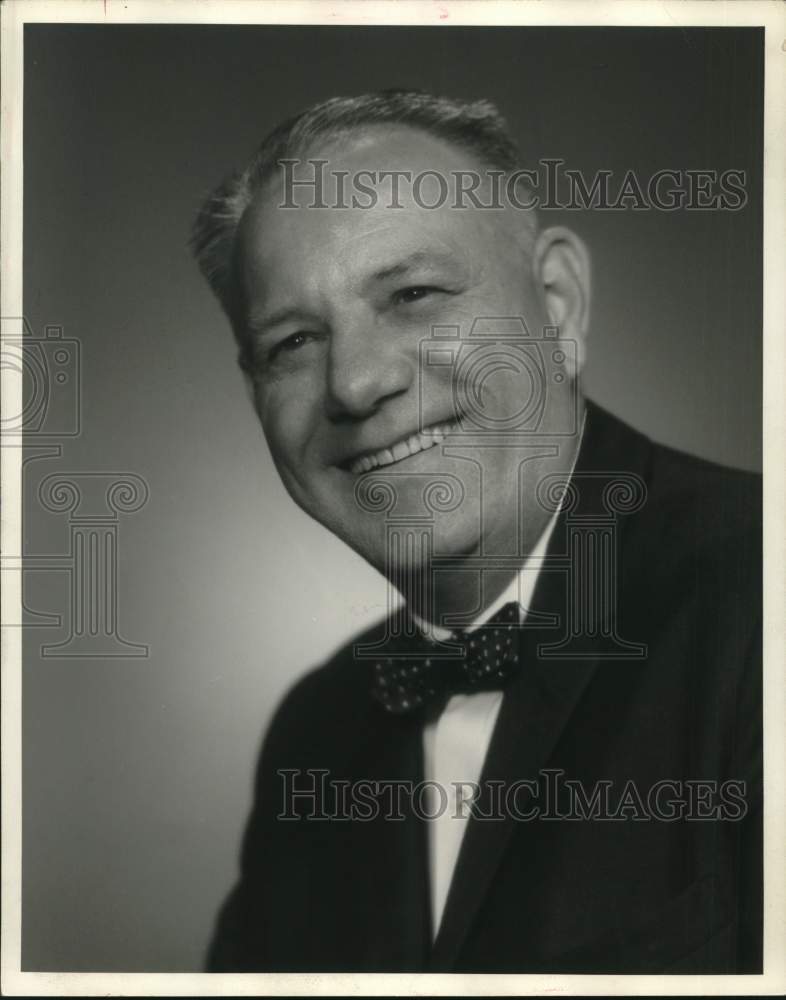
2, 1, 784, 995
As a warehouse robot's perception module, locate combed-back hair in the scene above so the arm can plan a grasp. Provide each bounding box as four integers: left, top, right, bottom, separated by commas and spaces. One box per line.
190, 89, 523, 346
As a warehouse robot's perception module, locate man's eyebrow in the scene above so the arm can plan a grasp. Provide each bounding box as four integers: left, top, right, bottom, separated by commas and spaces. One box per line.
247, 251, 463, 333
246, 306, 312, 336
369, 250, 458, 283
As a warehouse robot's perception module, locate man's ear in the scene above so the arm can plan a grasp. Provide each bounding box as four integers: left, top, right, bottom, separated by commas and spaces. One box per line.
533, 226, 591, 377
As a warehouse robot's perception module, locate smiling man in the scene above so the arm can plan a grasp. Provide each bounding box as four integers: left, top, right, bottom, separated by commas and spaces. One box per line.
218, 106, 587, 625
192, 90, 761, 973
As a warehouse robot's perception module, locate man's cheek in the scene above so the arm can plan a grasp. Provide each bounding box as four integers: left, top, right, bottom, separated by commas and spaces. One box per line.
262, 399, 322, 479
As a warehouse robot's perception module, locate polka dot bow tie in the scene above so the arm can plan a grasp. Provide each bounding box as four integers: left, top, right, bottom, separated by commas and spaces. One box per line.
372, 602, 523, 716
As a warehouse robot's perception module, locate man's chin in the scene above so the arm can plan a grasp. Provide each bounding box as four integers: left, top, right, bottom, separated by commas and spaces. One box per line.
303, 476, 482, 573
341, 522, 481, 579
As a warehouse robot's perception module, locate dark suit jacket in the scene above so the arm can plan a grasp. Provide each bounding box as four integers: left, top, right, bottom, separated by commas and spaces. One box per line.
207, 400, 762, 973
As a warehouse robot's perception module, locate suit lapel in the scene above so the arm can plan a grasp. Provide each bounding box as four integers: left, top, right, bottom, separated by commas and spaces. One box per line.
427, 400, 654, 970
427, 564, 600, 969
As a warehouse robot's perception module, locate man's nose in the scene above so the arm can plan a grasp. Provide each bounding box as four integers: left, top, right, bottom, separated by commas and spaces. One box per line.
325, 317, 414, 421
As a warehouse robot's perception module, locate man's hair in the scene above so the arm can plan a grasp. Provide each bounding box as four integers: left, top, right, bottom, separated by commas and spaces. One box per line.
190, 88, 524, 346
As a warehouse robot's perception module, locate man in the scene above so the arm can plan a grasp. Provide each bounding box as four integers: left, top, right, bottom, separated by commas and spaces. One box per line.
192, 91, 761, 973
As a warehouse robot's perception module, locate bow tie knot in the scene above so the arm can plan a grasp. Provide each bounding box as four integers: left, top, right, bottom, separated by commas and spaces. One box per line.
372, 602, 522, 716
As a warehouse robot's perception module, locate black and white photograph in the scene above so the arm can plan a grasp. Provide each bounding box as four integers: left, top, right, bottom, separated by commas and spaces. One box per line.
2, 0, 785, 994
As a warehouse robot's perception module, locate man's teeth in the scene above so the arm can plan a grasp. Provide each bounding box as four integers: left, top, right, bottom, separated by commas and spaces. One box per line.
350, 422, 458, 475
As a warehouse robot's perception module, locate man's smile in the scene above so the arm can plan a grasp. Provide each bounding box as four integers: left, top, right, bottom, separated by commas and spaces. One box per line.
347, 417, 462, 475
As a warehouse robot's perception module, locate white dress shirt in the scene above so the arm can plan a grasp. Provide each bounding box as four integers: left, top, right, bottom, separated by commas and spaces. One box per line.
412, 415, 584, 938
418, 513, 561, 937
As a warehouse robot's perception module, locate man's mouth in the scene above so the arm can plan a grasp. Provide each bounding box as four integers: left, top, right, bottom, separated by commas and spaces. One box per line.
348, 418, 461, 475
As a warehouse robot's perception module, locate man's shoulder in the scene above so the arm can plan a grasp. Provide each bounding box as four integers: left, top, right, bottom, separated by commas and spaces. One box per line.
582, 401, 761, 618
586, 400, 761, 543
263, 615, 392, 757
644, 427, 761, 554
647, 431, 760, 510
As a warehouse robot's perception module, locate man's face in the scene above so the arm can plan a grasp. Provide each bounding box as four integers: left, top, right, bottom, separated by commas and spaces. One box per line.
237, 127, 586, 577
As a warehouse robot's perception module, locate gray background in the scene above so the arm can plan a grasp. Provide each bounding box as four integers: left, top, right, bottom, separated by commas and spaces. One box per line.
22, 25, 762, 970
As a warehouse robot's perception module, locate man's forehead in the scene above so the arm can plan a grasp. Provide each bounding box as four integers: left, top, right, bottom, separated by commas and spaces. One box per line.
242, 182, 493, 281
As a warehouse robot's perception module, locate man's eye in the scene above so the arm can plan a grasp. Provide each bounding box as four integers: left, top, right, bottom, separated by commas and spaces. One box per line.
394, 285, 440, 305
269, 331, 312, 359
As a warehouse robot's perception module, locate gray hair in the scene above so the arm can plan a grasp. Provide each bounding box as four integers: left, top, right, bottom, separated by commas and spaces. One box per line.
190, 89, 524, 351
